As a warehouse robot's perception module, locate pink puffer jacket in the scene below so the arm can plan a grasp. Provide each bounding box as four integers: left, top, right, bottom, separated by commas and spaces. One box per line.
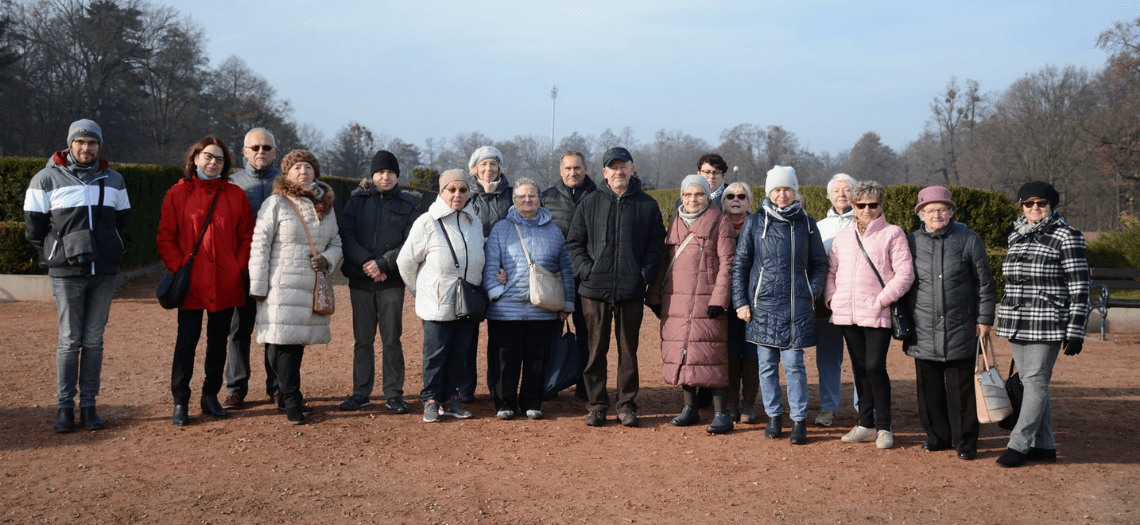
825, 214, 914, 328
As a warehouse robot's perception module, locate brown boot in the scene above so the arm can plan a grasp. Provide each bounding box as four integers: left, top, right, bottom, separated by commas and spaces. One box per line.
726, 358, 741, 422
740, 358, 759, 424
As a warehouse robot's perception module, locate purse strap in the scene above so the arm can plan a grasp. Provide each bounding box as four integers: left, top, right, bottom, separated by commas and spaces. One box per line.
664, 232, 697, 279
514, 223, 534, 265
435, 217, 469, 278
186, 184, 224, 264
854, 232, 886, 289
283, 196, 319, 259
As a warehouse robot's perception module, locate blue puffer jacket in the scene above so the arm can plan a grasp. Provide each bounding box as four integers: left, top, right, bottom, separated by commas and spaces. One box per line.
483, 206, 575, 321
731, 200, 828, 349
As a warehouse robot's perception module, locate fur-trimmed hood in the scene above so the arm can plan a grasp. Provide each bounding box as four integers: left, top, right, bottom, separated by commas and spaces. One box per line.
273, 177, 335, 218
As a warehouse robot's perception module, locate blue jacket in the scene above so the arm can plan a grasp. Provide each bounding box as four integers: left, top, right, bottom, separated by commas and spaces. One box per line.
483, 206, 575, 321
732, 200, 828, 349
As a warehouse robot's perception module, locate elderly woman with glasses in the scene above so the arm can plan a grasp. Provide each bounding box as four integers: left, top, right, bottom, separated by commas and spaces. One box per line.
994, 181, 1089, 468
825, 180, 913, 449
482, 178, 575, 420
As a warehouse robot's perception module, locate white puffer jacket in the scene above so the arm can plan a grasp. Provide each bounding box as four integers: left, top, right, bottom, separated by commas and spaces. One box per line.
816, 206, 855, 254
397, 197, 485, 322
249, 179, 343, 345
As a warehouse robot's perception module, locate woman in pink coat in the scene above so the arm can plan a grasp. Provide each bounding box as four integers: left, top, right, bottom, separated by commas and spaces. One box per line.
825, 181, 914, 449
647, 175, 737, 434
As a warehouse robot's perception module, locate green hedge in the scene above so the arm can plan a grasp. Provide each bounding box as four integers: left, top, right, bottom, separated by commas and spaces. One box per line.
0, 221, 38, 273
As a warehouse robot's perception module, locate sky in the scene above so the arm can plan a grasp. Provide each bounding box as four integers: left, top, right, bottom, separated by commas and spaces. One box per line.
189, 0, 1139, 157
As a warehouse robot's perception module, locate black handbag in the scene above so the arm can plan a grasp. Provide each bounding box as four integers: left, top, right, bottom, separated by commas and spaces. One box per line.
542, 320, 580, 398
157, 186, 222, 310
855, 232, 914, 341
436, 219, 486, 321
998, 360, 1023, 430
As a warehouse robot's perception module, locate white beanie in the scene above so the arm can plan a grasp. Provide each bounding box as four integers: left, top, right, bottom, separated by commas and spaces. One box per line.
765, 165, 801, 201
468, 145, 503, 171
680, 174, 711, 197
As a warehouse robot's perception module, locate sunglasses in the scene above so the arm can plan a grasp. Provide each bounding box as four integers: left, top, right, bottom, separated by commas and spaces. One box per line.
1021, 200, 1049, 209
725, 193, 748, 201
246, 145, 274, 152
854, 202, 880, 210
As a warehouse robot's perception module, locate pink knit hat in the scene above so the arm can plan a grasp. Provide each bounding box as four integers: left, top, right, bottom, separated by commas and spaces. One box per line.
914, 186, 955, 214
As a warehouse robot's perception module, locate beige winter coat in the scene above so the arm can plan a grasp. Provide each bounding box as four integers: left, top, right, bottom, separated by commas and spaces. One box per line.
249, 179, 343, 345
397, 197, 485, 322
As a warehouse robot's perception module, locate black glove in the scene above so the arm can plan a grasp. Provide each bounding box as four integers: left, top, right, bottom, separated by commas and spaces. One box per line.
1063, 337, 1083, 356
707, 305, 725, 319
648, 303, 662, 318
249, 294, 266, 302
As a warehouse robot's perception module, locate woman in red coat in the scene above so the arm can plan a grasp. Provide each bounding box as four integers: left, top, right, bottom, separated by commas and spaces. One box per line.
157, 136, 254, 426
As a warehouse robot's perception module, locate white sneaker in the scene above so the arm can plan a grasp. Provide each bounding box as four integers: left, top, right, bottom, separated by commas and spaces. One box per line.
814, 411, 835, 427
526, 409, 543, 420
841, 425, 877, 442
495, 410, 514, 420
876, 430, 894, 449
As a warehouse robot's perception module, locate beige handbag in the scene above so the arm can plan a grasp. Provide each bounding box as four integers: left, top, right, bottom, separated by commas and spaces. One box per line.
974, 336, 1013, 423
515, 223, 565, 312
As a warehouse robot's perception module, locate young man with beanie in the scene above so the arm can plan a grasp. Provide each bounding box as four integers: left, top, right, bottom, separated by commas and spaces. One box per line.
338, 150, 423, 413
566, 147, 667, 427
24, 119, 131, 432
223, 127, 281, 409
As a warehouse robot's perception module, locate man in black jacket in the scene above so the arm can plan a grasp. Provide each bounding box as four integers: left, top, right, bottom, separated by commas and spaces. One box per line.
566, 147, 666, 427
540, 151, 598, 400
338, 151, 422, 413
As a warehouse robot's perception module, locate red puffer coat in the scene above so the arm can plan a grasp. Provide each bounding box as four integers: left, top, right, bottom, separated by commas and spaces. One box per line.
647, 207, 737, 388
157, 176, 254, 312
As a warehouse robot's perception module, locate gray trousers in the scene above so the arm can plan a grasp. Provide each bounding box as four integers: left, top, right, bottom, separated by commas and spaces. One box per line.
349, 287, 406, 399
52, 274, 116, 409
224, 296, 277, 399
1007, 340, 1062, 453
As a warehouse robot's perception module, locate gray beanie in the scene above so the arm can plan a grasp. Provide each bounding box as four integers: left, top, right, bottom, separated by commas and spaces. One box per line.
680, 174, 711, 197
468, 145, 503, 171
68, 119, 103, 146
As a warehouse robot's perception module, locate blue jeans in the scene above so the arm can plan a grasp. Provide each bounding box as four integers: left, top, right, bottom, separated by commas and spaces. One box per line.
52, 274, 116, 409
421, 320, 477, 403
815, 319, 845, 412
1007, 340, 1062, 453
757, 345, 808, 421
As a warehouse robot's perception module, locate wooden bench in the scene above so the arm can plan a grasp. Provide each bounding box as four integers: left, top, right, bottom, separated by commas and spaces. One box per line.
1090, 267, 1140, 340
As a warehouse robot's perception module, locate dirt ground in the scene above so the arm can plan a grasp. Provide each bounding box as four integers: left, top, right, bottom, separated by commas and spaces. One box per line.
1, 272, 1138, 524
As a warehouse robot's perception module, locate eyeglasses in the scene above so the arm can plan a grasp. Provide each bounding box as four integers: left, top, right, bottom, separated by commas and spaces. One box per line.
246, 145, 274, 153
699, 169, 724, 177
445, 187, 469, 194
922, 207, 952, 215
725, 193, 748, 201
514, 194, 539, 201
199, 152, 225, 164
854, 202, 880, 210
1021, 200, 1049, 209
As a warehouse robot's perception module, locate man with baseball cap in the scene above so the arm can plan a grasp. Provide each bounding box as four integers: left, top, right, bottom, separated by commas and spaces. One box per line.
24, 119, 131, 432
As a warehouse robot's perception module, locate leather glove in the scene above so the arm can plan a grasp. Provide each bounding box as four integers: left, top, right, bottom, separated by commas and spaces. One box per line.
1063, 337, 1083, 356
648, 303, 662, 319
311, 255, 329, 272
707, 305, 725, 319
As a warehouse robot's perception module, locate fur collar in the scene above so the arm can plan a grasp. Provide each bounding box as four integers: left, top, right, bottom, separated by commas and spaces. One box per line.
274, 177, 335, 218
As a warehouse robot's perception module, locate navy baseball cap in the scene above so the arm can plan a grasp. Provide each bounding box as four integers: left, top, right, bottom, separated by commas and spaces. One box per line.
602, 147, 633, 167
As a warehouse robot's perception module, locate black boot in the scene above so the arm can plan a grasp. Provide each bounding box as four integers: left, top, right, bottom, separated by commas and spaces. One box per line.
997, 448, 1028, 468
200, 394, 229, 418
790, 420, 807, 445
706, 412, 734, 434
286, 405, 306, 425
172, 404, 190, 426
54, 408, 75, 433
726, 358, 741, 423
671, 405, 699, 426
80, 406, 105, 430
764, 414, 783, 439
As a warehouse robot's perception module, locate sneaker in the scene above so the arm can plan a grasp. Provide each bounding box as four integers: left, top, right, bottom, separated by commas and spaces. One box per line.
384, 397, 409, 414
442, 398, 473, 419
496, 409, 515, 420
585, 411, 605, 427
221, 394, 244, 409
422, 400, 441, 423
339, 395, 371, 411
814, 410, 835, 427
526, 409, 543, 420
841, 425, 877, 443
875, 430, 894, 449
618, 411, 639, 427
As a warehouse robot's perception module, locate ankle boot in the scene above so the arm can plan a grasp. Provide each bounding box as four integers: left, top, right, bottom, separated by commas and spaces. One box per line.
726, 358, 741, 422
740, 358, 759, 423
764, 414, 783, 439
80, 406, 105, 430
671, 405, 699, 426
790, 420, 807, 444
200, 394, 228, 418
706, 411, 734, 434
172, 404, 190, 426
54, 408, 75, 433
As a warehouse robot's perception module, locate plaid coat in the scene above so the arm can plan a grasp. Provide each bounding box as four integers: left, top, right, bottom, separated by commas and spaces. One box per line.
996, 212, 1089, 342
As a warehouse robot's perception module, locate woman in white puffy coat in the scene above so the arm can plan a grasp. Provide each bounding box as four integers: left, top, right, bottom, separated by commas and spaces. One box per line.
249, 150, 342, 425
397, 169, 486, 422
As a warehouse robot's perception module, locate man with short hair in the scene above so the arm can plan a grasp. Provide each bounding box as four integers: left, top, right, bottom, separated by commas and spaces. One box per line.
338, 150, 421, 413
541, 151, 598, 400
24, 119, 131, 432
222, 128, 280, 409
566, 147, 666, 427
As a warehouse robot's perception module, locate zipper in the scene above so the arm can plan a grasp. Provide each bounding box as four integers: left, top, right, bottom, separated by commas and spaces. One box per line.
611, 194, 621, 301
673, 347, 687, 384
790, 219, 796, 344
805, 269, 814, 311
752, 267, 765, 308
48, 240, 59, 261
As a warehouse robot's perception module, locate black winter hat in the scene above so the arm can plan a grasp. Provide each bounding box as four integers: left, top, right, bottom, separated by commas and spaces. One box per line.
370, 150, 400, 177
1017, 181, 1059, 207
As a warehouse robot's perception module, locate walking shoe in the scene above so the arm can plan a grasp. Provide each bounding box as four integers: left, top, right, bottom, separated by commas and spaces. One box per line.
841, 425, 877, 443
54, 408, 75, 433
80, 407, 105, 430
526, 409, 543, 420
790, 420, 807, 445
875, 430, 894, 449
384, 397, 409, 414
706, 411, 734, 434
618, 411, 639, 427
221, 394, 243, 409
172, 405, 190, 426
339, 395, 371, 411
1027, 447, 1057, 462
670, 405, 699, 427
997, 448, 1028, 468
423, 400, 441, 423
442, 398, 473, 419
764, 415, 783, 439
814, 410, 835, 427
585, 411, 605, 427
286, 406, 306, 425
496, 409, 515, 420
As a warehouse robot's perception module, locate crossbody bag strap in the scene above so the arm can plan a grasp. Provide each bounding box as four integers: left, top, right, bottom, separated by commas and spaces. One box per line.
186, 184, 224, 263
435, 219, 461, 270
855, 232, 886, 289
664, 232, 697, 279
514, 223, 533, 265
283, 196, 319, 259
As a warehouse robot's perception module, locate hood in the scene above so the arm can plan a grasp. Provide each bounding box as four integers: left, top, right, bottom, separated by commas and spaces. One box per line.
506, 205, 552, 227
429, 195, 477, 221
50, 150, 110, 174
827, 205, 855, 221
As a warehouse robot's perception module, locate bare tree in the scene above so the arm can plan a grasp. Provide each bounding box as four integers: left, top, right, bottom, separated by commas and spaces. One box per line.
928, 77, 986, 185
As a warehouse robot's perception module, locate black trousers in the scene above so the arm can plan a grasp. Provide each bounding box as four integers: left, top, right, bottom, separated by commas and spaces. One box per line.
171, 308, 234, 405
842, 326, 893, 431
915, 357, 979, 453
581, 298, 643, 414
487, 319, 560, 412
268, 344, 305, 408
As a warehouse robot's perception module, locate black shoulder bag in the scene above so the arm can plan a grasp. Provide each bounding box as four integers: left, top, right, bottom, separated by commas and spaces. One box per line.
435, 218, 486, 321
855, 232, 914, 341
157, 186, 223, 310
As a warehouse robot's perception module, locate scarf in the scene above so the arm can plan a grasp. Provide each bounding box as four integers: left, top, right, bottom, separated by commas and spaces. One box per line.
678, 202, 708, 228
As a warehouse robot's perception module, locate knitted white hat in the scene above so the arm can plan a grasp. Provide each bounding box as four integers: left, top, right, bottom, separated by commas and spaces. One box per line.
765, 165, 801, 201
